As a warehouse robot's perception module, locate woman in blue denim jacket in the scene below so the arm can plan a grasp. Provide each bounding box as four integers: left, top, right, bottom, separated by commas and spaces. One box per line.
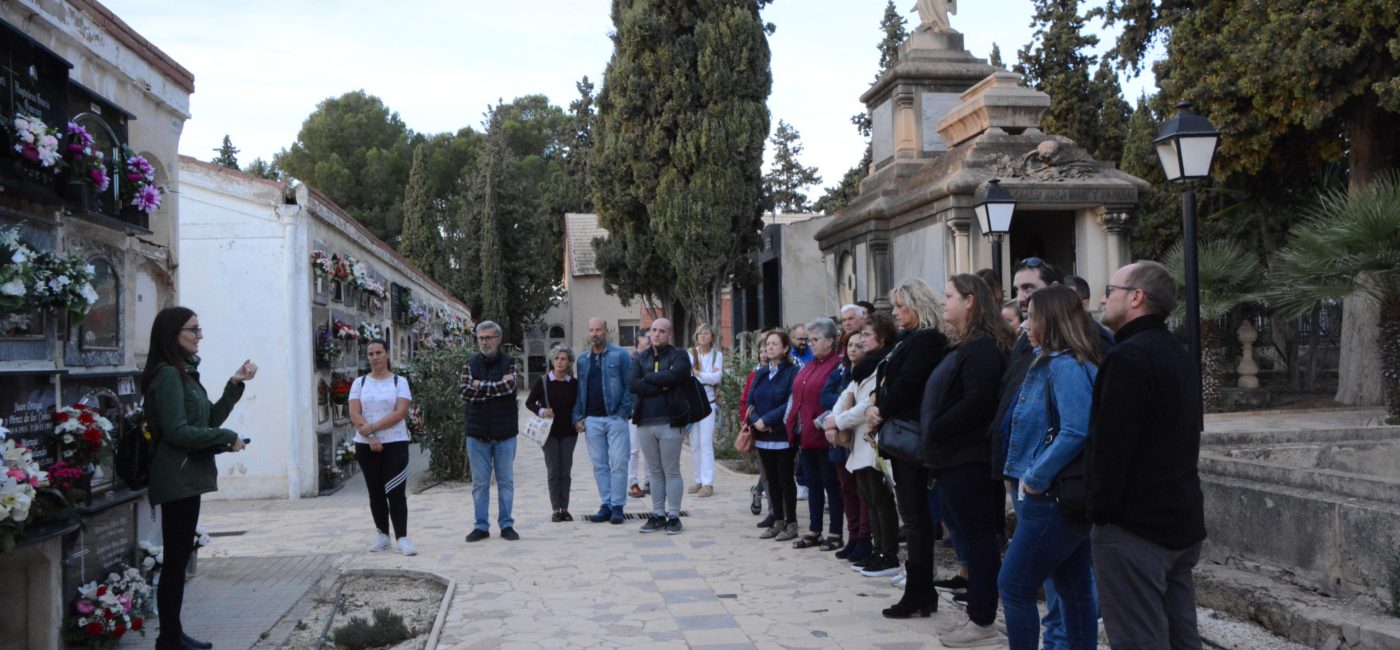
998, 286, 1103, 650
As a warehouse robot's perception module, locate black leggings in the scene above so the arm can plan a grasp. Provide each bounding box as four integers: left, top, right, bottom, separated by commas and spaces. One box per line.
157, 495, 200, 649
758, 446, 798, 524
357, 441, 409, 538
892, 458, 933, 569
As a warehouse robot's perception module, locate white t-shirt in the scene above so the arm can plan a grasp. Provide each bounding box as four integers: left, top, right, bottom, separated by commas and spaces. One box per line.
349, 374, 413, 443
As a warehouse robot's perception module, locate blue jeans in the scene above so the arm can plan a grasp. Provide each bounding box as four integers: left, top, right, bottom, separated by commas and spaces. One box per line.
998, 491, 1098, 650
800, 449, 842, 535
585, 416, 631, 508
467, 436, 517, 531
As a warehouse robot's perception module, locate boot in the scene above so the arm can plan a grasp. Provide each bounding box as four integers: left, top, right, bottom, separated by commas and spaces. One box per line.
882, 562, 937, 619
834, 536, 859, 559
845, 538, 873, 564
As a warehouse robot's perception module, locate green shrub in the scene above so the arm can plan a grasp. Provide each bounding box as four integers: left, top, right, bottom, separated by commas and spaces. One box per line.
332, 607, 411, 649
399, 344, 477, 482
714, 333, 761, 473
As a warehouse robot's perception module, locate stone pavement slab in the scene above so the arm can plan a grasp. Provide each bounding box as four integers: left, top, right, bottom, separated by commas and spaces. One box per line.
170, 411, 969, 648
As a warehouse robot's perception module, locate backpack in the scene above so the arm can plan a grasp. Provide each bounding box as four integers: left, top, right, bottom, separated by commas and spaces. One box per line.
114, 407, 155, 489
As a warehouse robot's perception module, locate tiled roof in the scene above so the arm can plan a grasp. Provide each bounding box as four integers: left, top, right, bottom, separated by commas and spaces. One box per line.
565, 213, 606, 276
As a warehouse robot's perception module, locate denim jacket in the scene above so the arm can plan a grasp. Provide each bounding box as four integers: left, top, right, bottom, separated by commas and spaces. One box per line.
1002, 351, 1098, 493
572, 344, 635, 423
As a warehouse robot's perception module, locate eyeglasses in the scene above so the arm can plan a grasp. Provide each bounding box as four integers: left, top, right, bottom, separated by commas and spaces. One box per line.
1016, 257, 1047, 268
478, 334, 500, 341
181, 326, 203, 336
1104, 284, 1138, 298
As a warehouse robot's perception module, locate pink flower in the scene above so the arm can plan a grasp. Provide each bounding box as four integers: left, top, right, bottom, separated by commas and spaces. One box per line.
134, 184, 162, 212
89, 166, 110, 191
76, 600, 96, 615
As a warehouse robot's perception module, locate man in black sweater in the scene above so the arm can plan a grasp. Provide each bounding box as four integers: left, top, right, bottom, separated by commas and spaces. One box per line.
628, 318, 692, 535
1088, 261, 1207, 649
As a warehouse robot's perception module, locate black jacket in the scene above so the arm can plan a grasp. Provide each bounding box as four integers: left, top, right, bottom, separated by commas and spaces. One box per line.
921, 335, 1007, 473
1086, 315, 1206, 550
628, 344, 692, 425
464, 353, 519, 440
875, 328, 950, 424
746, 363, 798, 444
525, 375, 579, 439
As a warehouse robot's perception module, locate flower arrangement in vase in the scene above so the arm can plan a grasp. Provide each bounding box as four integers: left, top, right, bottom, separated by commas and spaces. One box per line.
66, 122, 109, 194
1, 426, 50, 551
52, 404, 115, 469
11, 115, 65, 176
67, 564, 150, 646
315, 326, 343, 368
118, 146, 164, 215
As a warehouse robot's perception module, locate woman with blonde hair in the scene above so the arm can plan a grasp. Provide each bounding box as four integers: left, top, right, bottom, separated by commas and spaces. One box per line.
866, 278, 952, 618
687, 324, 724, 498
924, 273, 1014, 645
998, 286, 1102, 649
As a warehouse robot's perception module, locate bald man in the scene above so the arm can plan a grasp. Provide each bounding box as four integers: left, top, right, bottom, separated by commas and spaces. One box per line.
627, 318, 692, 535
574, 318, 635, 524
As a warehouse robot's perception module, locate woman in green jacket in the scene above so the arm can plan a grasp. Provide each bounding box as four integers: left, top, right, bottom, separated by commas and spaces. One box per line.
139, 306, 256, 650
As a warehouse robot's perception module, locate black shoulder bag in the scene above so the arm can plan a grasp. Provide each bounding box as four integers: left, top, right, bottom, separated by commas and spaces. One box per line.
1044, 374, 1089, 524
873, 339, 922, 464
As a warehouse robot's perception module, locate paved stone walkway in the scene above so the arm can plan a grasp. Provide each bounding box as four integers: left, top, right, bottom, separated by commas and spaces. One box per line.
149, 415, 969, 649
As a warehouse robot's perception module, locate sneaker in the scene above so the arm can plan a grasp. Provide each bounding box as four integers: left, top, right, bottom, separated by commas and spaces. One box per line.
665, 517, 683, 535
687, 483, 702, 494
935, 609, 969, 635
560, 510, 573, 522
952, 592, 969, 607
697, 485, 714, 498
639, 515, 665, 533
500, 527, 520, 541
369, 533, 391, 552
759, 523, 783, 539
940, 620, 1002, 647
750, 486, 763, 515
796, 485, 809, 500
588, 505, 612, 523
464, 529, 490, 543
851, 552, 876, 572
774, 522, 799, 542
551, 511, 563, 523
933, 575, 970, 593
396, 537, 417, 556
892, 573, 907, 589
610, 506, 625, 525
860, 555, 901, 577
629, 484, 645, 499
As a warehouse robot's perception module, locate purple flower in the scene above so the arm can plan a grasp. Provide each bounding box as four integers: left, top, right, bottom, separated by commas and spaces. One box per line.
76, 600, 96, 615
133, 184, 162, 212
89, 166, 110, 192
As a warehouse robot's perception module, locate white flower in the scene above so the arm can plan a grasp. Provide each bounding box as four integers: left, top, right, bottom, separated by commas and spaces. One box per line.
79, 283, 98, 305
1, 279, 24, 297
10, 246, 29, 265
0, 419, 8, 441
77, 582, 98, 600
0, 476, 34, 523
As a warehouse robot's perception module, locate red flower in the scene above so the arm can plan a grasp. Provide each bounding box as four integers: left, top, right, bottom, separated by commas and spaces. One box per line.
85, 622, 103, 637
78, 411, 95, 425
55, 412, 70, 424
96, 585, 107, 597
88, 441, 101, 452
103, 608, 114, 620
114, 623, 126, 637
131, 617, 143, 631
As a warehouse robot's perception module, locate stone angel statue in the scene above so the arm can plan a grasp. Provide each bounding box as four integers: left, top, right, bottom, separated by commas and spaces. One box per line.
912, 0, 957, 33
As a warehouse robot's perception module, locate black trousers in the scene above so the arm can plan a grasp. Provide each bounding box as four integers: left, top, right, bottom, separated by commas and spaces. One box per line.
856, 467, 900, 557
892, 457, 934, 580
156, 495, 200, 649
800, 449, 843, 535
758, 446, 798, 524
936, 462, 1006, 627
542, 435, 577, 510
357, 441, 409, 538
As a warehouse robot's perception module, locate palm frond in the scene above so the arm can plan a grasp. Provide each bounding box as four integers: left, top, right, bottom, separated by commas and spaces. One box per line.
1164, 239, 1265, 321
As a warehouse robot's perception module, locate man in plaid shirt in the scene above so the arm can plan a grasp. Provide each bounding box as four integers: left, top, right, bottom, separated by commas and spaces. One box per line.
460, 321, 521, 542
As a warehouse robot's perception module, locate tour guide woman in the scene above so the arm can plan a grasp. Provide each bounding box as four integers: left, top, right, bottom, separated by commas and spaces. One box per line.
140, 306, 255, 650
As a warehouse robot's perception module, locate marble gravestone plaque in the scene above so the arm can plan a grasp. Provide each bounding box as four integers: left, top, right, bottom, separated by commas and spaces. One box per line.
871, 98, 894, 164
61, 498, 138, 598
0, 374, 57, 467
921, 92, 964, 153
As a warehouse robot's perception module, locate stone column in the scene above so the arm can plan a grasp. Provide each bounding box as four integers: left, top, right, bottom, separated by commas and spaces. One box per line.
948, 217, 972, 275
1236, 320, 1261, 389
1098, 211, 1133, 276
894, 89, 918, 160
869, 238, 893, 310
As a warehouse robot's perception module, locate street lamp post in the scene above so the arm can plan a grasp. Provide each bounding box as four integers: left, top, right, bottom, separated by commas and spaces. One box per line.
1154, 101, 1220, 421
975, 178, 1016, 284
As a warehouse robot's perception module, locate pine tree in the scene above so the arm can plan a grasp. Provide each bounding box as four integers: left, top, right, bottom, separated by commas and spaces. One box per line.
1119, 96, 1177, 260
593, 0, 773, 324
243, 157, 280, 180
212, 135, 239, 169
876, 0, 907, 78
472, 113, 514, 339
989, 43, 1004, 68
764, 121, 822, 213
399, 144, 443, 278
1016, 0, 1102, 154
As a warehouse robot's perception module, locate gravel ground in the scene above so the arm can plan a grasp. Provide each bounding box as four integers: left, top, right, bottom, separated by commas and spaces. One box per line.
1196, 607, 1311, 650
281, 575, 445, 649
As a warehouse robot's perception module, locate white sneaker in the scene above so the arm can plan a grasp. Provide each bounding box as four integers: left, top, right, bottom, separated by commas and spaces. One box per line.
369, 533, 391, 552
892, 572, 907, 589
940, 619, 1003, 648
396, 537, 417, 556
796, 485, 809, 500
935, 609, 969, 635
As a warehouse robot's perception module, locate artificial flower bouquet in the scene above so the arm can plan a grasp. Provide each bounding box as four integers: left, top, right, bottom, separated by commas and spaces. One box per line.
68, 564, 150, 646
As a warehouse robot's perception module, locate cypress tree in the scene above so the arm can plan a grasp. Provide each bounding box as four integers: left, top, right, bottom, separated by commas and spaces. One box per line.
212, 135, 239, 169
564, 76, 597, 212
399, 144, 442, 277
1016, 0, 1101, 154
472, 112, 514, 338
1091, 60, 1132, 163
989, 43, 1003, 68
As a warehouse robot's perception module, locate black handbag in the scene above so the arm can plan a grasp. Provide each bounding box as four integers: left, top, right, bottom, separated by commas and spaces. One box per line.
674, 376, 714, 426
877, 417, 923, 464
1043, 375, 1089, 524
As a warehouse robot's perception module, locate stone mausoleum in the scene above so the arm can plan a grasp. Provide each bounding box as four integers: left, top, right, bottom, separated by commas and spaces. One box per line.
816, 26, 1149, 309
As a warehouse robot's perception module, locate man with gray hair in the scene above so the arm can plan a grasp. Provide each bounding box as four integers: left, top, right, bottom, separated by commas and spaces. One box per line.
460, 321, 520, 542
840, 304, 868, 336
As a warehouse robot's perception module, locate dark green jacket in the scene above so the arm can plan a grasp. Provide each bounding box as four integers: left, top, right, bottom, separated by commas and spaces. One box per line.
145, 360, 244, 506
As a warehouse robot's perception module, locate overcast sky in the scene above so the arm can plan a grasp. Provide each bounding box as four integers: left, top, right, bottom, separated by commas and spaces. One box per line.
106, 0, 1159, 198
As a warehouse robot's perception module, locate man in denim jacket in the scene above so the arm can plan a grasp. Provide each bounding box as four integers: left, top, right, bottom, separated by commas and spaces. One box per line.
574, 318, 636, 525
